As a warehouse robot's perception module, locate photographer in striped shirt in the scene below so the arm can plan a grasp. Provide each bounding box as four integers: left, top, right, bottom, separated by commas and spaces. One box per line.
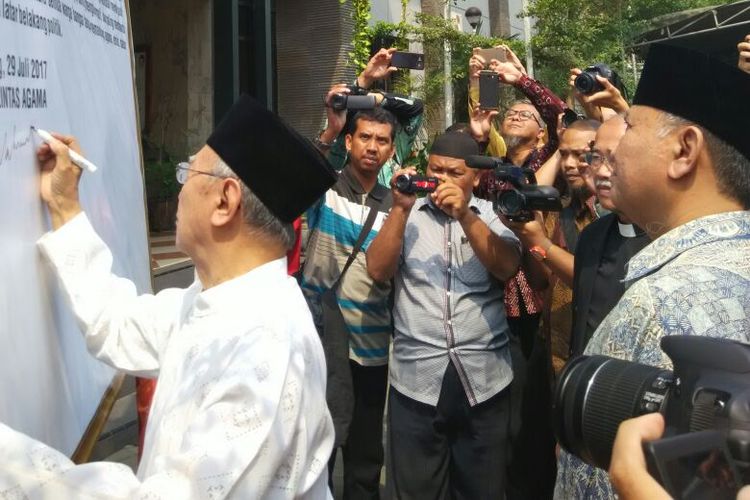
302, 103, 397, 499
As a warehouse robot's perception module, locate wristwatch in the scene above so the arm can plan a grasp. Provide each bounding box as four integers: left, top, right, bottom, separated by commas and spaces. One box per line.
529, 244, 548, 262
312, 136, 332, 151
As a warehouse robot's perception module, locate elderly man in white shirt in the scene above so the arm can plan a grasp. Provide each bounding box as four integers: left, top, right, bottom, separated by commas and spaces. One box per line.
0, 95, 337, 499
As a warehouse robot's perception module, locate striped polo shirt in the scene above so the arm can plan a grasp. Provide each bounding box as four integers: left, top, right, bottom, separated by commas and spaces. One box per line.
301, 166, 393, 366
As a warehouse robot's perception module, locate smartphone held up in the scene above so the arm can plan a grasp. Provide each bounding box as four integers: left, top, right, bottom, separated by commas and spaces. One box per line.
479, 70, 500, 110
475, 46, 507, 64
390, 51, 425, 70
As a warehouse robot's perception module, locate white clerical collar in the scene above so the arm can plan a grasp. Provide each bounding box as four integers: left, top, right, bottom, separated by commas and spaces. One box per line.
618, 221, 637, 238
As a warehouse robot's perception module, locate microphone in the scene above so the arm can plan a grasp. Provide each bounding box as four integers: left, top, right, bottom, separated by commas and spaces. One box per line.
465, 155, 533, 186
465, 155, 499, 169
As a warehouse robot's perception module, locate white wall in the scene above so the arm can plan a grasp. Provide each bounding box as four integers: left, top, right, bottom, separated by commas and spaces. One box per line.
449, 1, 492, 37
370, 0, 421, 24
508, 0, 535, 40
371, 0, 512, 39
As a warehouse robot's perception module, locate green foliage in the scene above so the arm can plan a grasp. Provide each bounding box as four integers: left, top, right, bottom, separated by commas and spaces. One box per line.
369, 14, 525, 124
402, 143, 429, 174
144, 159, 179, 202
340, 0, 372, 71
525, 0, 737, 99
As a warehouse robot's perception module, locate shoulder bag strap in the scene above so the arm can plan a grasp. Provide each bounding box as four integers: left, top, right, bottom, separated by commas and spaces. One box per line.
331, 197, 381, 290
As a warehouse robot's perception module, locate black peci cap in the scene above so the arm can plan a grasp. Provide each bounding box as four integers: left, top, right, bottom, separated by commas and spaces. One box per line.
634, 43, 750, 160
430, 131, 480, 160
206, 94, 337, 223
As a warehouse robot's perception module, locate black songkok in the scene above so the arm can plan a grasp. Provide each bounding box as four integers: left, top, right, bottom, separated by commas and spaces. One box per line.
207, 94, 336, 223
430, 131, 480, 161
634, 43, 750, 160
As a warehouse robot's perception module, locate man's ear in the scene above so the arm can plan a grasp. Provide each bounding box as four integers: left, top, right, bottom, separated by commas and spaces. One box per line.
536, 126, 546, 141
345, 133, 353, 153
667, 125, 703, 181
210, 178, 243, 227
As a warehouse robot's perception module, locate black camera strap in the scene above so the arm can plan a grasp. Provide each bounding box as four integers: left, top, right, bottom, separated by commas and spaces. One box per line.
331, 198, 381, 291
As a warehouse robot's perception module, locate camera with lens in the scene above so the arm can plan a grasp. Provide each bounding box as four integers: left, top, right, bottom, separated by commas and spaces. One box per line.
574, 63, 624, 95
394, 174, 439, 195
554, 335, 750, 498
330, 85, 377, 112
465, 155, 562, 221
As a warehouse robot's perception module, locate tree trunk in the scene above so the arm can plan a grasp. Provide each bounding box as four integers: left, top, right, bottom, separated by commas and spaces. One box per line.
420, 0, 446, 134
488, 0, 511, 38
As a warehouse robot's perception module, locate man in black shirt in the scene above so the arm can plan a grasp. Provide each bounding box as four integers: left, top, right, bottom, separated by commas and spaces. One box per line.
570, 114, 651, 356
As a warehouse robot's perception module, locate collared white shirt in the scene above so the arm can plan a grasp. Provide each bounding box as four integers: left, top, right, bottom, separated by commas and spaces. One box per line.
0, 213, 334, 499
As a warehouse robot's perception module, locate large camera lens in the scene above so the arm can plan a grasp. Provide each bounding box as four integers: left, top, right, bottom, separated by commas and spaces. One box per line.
344, 95, 377, 111
574, 72, 603, 95
553, 355, 672, 470
497, 189, 525, 216
330, 94, 348, 111
394, 174, 412, 193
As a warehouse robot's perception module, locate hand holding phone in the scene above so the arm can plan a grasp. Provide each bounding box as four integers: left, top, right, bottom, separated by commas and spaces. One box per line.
479, 70, 500, 110
475, 47, 507, 65
390, 51, 425, 70
469, 51, 486, 80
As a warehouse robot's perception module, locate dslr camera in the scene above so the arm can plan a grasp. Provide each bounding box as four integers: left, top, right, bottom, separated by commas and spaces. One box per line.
465, 155, 562, 221
574, 63, 624, 95
329, 85, 377, 112
554, 335, 750, 499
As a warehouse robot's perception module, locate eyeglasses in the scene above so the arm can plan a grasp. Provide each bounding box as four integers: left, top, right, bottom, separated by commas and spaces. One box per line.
583, 151, 614, 170
175, 162, 227, 185
504, 109, 542, 125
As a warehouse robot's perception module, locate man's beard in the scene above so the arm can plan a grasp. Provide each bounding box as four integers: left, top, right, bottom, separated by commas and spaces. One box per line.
503, 133, 531, 152
570, 183, 593, 200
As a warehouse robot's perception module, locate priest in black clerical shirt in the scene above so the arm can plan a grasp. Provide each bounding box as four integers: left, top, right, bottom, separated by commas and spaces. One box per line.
570, 114, 650, 356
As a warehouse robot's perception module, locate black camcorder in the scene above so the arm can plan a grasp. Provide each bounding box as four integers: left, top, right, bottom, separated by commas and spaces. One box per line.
330, 85, 377, 111
554, 335, 750, 499
574, 63, 624, 95
394, 174, 439, 195
465, 155, 562, 221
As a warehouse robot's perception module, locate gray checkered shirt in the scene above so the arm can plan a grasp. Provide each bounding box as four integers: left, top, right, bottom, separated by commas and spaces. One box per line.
390, 196, 520, 407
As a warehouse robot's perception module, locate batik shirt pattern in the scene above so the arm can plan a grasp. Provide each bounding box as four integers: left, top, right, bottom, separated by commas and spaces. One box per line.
555, 211, 750, 499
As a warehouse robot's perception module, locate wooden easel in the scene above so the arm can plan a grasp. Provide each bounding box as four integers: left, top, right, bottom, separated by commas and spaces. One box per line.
70, 0, 152, 464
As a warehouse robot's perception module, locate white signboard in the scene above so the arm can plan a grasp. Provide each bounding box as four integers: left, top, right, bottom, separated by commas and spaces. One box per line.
0, 0, 149, 454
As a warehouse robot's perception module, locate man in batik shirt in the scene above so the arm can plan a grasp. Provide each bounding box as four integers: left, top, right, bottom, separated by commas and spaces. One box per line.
555, 43, 750, 500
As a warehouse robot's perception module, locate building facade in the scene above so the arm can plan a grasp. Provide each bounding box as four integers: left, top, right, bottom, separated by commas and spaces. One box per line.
129, 0, 515, 161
